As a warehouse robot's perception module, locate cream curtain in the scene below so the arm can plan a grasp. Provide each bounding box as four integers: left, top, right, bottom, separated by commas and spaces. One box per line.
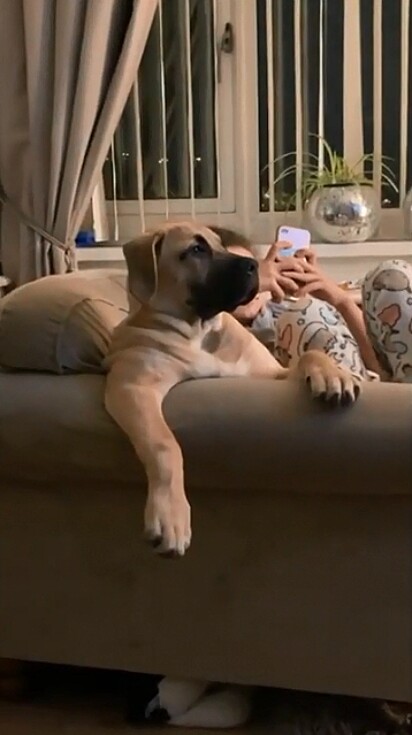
0, 0, 158, 284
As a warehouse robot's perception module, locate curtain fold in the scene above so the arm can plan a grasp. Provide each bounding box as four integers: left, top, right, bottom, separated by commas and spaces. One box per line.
0, 0, 158, 284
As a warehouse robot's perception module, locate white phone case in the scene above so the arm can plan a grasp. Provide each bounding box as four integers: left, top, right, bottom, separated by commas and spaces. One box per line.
276, 226, 311, 257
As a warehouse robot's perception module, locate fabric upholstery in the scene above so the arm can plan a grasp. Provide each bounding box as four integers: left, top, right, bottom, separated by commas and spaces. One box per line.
0, 270, 127, 373
0, 372, 412, 701
0, 373, 411, 494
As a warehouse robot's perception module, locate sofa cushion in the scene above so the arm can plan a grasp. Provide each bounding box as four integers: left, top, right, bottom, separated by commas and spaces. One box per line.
0, 269, 128, 374
0, 373, 411, 494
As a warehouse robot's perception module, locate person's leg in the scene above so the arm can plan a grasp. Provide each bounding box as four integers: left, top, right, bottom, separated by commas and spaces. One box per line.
274, 297, 372, 381
362, 259, 412, 383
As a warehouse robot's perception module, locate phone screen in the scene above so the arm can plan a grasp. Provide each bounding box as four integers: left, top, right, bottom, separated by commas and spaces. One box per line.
276, 226, 311, 257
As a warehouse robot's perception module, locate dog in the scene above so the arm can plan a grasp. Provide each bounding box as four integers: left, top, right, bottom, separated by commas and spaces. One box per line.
104, 222, 361, 557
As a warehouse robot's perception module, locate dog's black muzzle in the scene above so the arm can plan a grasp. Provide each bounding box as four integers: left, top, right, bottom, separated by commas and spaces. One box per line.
189, 252, 259, 320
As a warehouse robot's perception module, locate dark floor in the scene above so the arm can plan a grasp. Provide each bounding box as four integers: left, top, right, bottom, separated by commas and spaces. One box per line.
0, 664, 411, 735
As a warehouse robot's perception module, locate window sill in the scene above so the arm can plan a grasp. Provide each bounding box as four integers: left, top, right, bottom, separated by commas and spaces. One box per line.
76, 243, 125, 262
76, 239, 412, 263
307, 240, 412, 259
254, 240, 412, 280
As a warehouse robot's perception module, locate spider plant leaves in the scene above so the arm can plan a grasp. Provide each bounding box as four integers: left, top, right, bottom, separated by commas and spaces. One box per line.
263, 136, 398, 208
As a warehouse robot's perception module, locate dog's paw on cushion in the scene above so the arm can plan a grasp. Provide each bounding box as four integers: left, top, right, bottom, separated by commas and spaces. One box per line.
0, 270, 129, 374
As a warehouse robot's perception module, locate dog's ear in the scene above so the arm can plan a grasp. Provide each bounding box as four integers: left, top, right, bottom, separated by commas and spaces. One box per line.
123, 232, 164, 304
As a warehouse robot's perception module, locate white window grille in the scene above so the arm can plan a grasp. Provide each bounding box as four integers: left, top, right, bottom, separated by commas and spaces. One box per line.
96, 0, 412, 245
99, 0, 234, 236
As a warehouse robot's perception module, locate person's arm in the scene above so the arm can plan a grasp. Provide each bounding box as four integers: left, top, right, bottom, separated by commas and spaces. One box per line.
229, 241, 304, 323
231, 291, 271, 324
257, 242, 304, 301
288, 254, 384, 376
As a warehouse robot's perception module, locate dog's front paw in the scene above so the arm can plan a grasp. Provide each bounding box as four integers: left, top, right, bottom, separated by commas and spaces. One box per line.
305, 362, 362, 406
144, 488, 191, 557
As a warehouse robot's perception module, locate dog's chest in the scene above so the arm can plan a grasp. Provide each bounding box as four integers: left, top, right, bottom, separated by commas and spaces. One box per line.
189, 351, 249, 379
189, 332, 249, 379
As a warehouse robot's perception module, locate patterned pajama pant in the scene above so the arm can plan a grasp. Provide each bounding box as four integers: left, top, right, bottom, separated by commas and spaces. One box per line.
273, 260, 412, 383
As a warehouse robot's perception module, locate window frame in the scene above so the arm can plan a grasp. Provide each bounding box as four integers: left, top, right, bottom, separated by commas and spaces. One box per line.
237, 0, 407, 244
105, 0, 235, 227
102, 0, 408, 245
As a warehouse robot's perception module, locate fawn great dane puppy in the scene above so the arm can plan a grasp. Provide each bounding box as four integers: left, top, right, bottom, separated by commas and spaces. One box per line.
105, 222, 360, 557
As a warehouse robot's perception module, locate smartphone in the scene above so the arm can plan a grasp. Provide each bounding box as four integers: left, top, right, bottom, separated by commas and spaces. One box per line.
276, 226, 311, 257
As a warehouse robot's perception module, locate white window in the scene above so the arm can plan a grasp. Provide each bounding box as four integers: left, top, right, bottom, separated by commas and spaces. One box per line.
100, 0, 412, 244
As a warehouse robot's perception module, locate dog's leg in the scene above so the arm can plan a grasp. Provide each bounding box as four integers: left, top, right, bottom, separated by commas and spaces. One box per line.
105, 367, 190, 556
215, 314, 361, 405
294, 350, 362, 406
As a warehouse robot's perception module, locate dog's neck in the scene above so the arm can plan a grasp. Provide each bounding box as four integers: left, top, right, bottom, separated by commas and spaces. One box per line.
127, 303, 220, 340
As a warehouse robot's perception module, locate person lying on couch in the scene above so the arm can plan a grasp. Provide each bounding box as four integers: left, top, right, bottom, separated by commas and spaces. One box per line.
209, 226, 412, 385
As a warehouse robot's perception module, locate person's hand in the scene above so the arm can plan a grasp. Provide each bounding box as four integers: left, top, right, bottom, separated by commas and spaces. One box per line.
288, 250, 349, 310
232, 290, 271, 324
258, 241, 305, 302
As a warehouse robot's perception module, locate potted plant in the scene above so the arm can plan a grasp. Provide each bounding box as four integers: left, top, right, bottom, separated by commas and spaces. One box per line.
266, 137, 398, 243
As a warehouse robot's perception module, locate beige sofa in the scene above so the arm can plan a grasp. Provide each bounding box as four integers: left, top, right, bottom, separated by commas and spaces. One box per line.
0, 270, 411, 702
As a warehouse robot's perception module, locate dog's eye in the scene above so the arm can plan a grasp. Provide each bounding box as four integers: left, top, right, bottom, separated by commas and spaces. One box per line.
190, 238, 209, 255
180, 240, 209, 260
191, 244, 205, 255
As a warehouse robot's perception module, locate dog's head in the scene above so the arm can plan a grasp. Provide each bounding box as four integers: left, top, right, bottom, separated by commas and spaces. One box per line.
123, 222, 259, 320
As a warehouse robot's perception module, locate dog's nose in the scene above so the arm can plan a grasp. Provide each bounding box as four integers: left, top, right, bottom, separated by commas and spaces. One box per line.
239, 257, 257, 277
